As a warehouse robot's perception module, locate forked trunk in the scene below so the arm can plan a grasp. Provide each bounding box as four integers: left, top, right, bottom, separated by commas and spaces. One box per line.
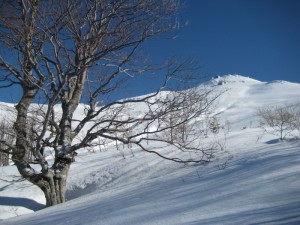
40, 163, 70, 207
15, 157, 71, 207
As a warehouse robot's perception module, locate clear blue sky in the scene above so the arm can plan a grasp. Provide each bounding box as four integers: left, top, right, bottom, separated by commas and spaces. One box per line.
159, 0, 300, 82
147, 0, 300, 80
1, 0, 300, 102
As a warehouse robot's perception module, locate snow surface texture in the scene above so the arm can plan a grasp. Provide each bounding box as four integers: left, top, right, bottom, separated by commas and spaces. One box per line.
1, 75, 300, 224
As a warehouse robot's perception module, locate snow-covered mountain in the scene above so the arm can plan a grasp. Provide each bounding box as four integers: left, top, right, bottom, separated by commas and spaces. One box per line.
1, 75, 300, 225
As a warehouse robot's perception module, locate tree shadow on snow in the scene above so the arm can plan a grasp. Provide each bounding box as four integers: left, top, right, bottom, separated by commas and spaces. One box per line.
0, 196, 45, 211
265, 138, 300, 144
265, 138, 280, 144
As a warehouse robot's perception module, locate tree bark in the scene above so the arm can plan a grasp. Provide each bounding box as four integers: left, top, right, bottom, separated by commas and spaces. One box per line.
39, 163, 70, 207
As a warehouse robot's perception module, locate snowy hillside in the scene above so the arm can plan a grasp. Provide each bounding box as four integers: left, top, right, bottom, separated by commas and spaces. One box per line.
1, 75, 300, 225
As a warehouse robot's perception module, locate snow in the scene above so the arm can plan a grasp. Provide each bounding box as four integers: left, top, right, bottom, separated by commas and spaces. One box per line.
1, 74, 300, 224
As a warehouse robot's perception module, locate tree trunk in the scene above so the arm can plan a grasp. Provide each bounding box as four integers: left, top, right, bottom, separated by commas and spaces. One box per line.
17, 160, 71, 207
40, 163, 70, 207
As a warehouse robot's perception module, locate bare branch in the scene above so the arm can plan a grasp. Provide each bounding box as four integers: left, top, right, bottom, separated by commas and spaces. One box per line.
0, 0, 221, 207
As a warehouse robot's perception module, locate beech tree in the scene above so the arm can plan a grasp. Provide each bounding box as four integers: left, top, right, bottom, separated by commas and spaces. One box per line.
0, 0, 218, 207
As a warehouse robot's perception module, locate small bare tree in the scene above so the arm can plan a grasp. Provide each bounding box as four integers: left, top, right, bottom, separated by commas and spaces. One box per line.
292, 103, 300, 133
0, 0, 220, 207
256, 103, 299, 140
0, 150, 9, 166
0, 120, 13, 166
209, 116, 220, 134
0, 105, 16, 166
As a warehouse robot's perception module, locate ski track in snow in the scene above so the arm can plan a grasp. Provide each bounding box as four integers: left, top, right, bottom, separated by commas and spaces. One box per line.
1, 75, 300, 225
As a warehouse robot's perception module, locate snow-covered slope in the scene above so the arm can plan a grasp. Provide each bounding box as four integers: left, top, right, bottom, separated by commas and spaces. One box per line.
1, 75, 300, 225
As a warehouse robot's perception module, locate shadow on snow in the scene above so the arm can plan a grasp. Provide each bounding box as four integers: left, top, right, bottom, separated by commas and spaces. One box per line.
0, 196, 44, 211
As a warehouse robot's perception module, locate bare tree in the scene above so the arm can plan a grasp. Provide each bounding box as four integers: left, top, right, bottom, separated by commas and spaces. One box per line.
0, 0, 219, 207
292, 103, 300, 134
209, 116, 220, 134
257, 103, 299, 140
0, 120, 13, 166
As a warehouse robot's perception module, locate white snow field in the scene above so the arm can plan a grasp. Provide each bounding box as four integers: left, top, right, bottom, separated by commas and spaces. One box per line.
1, 75, 300, 225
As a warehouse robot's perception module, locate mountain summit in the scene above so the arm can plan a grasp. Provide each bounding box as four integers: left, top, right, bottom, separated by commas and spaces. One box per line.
210, 74, 262, 86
